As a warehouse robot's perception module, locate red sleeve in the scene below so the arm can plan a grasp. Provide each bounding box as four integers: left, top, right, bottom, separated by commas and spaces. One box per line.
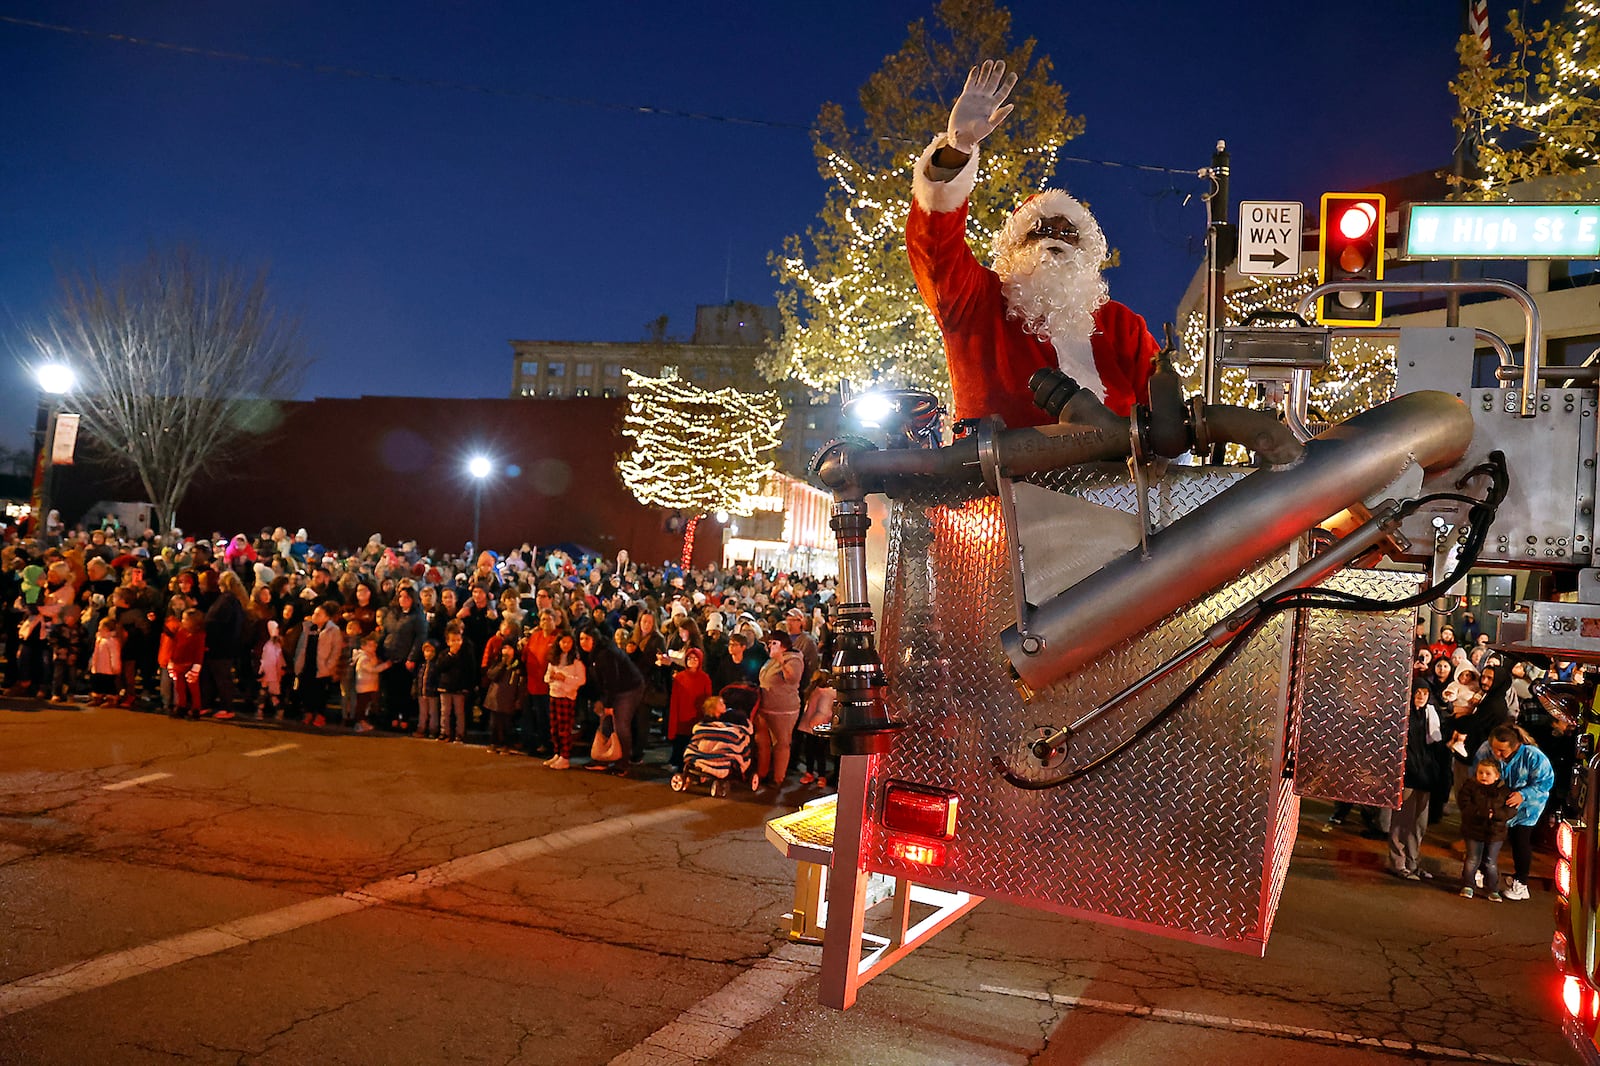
1091, 301, 1160, 417
906, 200, 1005, 335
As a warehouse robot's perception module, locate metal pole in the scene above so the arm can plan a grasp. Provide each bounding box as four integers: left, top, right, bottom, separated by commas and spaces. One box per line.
472, 482, 482, 552
29, 398, 58, 550
1201, 140, 1234, 413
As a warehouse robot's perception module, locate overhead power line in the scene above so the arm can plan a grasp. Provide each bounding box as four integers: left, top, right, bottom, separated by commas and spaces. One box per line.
0, 13, 1201, 176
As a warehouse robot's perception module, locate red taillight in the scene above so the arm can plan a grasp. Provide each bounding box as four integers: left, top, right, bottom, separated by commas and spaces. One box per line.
1560, 822, 1576, 861
1566, 976, 1585, 1018
882, 781, 959, 840
889, 838, 948, 867
1559, 859, 1573, 899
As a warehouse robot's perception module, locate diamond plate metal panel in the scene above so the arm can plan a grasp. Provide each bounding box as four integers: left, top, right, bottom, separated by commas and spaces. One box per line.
865, 466, 1302, 954
1291, 569, 1424, 806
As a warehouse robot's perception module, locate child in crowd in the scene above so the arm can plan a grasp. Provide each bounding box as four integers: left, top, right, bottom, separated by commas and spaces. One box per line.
797, 668, 837, 789
259, 619, 286, 720
483, 642, 524, 754
87, 616, 123, 706
666, 646, 712, 770
543, 632, 584, 769
1458, 757, 1513, 900
169, 608, 207, 719
351, 634, 388, 733
48, 604, 85, 704
340, 619, 363, 726
436, 621, 475, 744
680, 693, 755, 795
414, 640, 442, 740
156, 595, 188, 714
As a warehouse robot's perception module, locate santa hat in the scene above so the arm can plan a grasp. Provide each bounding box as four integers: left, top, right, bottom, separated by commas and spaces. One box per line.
992, 189, 1108, 268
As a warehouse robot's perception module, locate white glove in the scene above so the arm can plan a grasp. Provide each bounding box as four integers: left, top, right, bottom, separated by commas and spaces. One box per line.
947, 60, 1018, 154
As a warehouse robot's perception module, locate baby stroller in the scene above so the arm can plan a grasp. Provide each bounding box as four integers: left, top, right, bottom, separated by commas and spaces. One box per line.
672, 715, 756, 797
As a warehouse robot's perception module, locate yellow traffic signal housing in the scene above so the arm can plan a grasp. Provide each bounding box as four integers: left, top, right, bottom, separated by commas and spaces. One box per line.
1317, 192, 1386, 326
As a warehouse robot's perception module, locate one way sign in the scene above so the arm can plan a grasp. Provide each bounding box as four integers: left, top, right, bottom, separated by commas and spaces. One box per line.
1238, 201, 1303, 277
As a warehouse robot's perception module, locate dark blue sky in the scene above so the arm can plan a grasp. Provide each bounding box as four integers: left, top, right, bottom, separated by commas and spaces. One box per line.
0, 2, 1460, 452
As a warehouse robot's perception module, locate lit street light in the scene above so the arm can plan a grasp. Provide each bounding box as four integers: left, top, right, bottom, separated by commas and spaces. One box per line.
28, 362, 77, 547
468, 455, 492, 551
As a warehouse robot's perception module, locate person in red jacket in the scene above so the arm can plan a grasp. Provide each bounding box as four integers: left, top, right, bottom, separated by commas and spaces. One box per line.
667, 647, 714, 770
906, 59, 1158, 428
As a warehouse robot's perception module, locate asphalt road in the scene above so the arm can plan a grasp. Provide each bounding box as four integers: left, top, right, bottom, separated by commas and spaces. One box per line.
0, 699, 1577, 1066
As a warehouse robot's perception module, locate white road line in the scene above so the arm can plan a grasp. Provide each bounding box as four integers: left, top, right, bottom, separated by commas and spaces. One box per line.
0, 798, 715, 1019
242, 743, 300, 758
980, 984, 1564, 1066
609, 943, 818, 1066
100, 773, 173, 791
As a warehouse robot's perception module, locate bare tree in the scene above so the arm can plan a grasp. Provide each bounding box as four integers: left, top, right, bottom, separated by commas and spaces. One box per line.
28, 247, 306, 534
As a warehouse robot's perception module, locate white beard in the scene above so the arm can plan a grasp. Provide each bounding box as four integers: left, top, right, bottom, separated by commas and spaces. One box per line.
997, 244, 1110, 398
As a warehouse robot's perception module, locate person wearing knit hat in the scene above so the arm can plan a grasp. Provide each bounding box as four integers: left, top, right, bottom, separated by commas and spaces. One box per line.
906, 59, 1158, 430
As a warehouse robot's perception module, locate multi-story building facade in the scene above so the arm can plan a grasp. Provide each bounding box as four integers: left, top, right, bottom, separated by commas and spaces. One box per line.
509, 302, 843, 478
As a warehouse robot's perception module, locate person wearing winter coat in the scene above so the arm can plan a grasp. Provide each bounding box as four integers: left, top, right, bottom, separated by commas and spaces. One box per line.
1477, 724, 1557, 902
292, 603, 343, 726
483, 643, 525, 754
578, 628, 644, 775
1456, 758, 1514, 900
666, 647, 713, 769
377, 584, 428, 731
1382, 685, 1446, 877
434, 621, 478, 744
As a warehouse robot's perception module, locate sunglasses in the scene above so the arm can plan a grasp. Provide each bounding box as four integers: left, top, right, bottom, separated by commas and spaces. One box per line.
1024, 216, 1080, 245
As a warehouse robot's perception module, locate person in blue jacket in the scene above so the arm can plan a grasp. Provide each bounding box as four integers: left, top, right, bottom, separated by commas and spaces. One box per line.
1477, 723, 1556, 902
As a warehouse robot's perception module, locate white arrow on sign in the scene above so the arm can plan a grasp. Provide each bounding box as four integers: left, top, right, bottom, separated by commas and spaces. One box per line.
1238, 200, 1304, 277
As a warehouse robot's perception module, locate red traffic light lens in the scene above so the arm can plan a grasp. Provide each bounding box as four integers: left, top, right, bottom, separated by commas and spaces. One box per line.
1338, 202, 1378, 240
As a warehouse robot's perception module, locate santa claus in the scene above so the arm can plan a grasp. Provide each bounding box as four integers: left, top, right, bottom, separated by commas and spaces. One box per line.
907, 60, 1158, 429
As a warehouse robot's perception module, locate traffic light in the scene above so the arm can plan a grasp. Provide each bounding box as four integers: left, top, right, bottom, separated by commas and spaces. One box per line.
1317, 192, 1386, 325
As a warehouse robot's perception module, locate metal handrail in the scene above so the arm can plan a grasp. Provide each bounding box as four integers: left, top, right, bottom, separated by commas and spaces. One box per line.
1298, 279, 1543, 416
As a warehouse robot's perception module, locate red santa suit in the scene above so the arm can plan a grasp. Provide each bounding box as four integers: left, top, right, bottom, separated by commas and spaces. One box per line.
906, 139, 1158, 428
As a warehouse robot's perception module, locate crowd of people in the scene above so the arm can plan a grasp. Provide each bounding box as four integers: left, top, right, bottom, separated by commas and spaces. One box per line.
1366, 616, 1562, 903
0, 523, 841, 790
0, 523, 1579, 879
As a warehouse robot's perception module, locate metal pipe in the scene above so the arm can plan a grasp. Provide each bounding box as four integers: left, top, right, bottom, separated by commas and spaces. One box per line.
998, 390, 1475, 693
1299, 279, 1542, 416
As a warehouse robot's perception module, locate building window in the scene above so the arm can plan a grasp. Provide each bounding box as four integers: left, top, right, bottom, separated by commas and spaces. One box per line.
547, 361, 566, 378
520, 360, 539, 378
604, 363, 621, 378
577, 361, 594, 378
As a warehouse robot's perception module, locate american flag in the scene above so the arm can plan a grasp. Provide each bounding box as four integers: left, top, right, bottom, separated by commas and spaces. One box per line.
1467, 0, 1491, 54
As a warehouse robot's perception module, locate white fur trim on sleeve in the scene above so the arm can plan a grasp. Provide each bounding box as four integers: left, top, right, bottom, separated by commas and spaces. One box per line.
912, 134, 980, 215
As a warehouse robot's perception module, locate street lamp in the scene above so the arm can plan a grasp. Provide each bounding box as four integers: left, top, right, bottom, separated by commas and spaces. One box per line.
29, 362, 77, 547
468, 455, 492, 551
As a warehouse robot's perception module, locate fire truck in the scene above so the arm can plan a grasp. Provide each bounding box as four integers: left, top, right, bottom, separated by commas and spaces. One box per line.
764, 192, 1600, 1061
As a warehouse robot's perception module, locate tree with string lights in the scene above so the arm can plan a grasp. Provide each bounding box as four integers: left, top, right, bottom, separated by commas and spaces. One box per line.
615, 369, 785, 566
768, 0, 1080, 401
1452, 0, 1600, 197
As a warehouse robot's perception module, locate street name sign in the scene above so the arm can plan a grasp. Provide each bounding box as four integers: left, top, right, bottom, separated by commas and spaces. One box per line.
1238, 201, 1303, 276
1402, 201, 1600, 260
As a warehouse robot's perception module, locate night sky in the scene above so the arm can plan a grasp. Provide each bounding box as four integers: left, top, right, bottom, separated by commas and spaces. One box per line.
0, 2, 1461, 453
